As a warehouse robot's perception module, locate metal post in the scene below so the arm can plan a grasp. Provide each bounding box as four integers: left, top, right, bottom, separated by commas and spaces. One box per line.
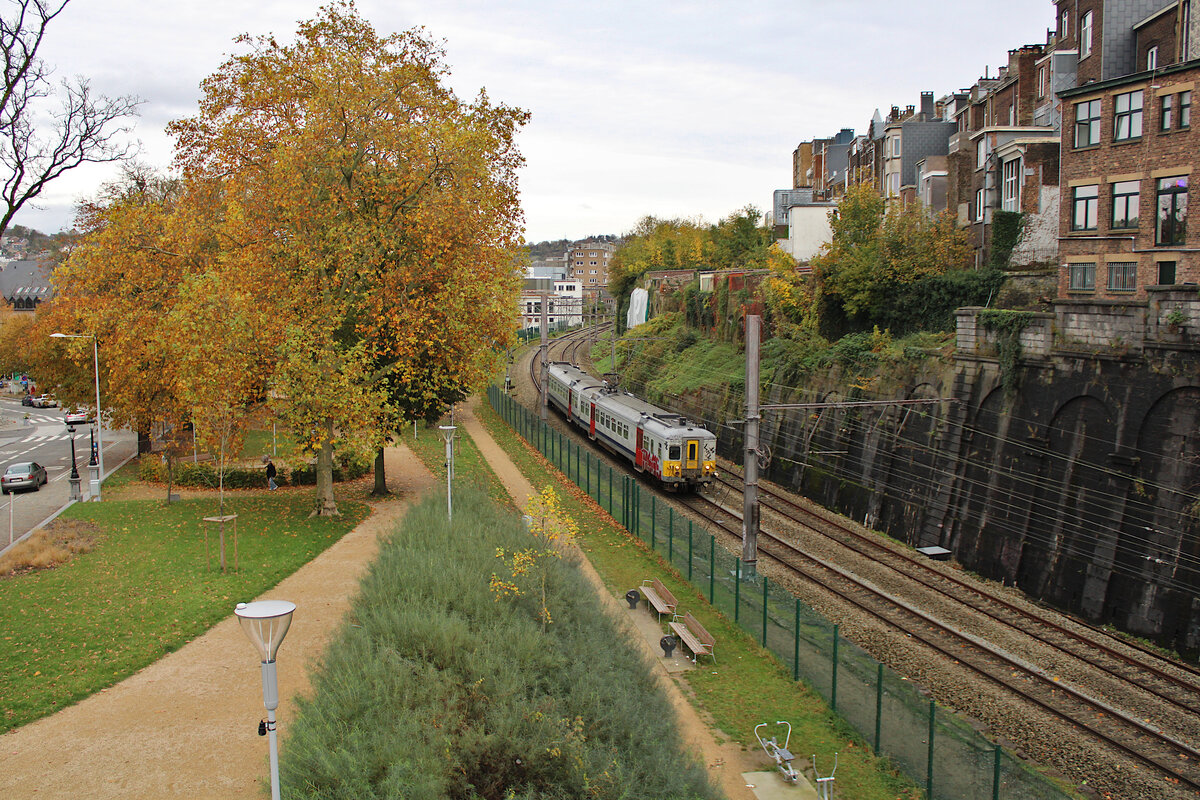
91, 336, 103, 501
651, 495, 656, 546
993, 744, 1002, 800
540, 294, 549, 422
262, 660, 282, 800
709, 536, 715, 602
875, 662, 884, 755
927, 701, 936, 797
668, 509, 674, 561
688, 521, 693, 580
742, 315, 761, 577
761, 576, 769, 646
831, 624, 839, 712
734, 560, 741, 623
793, 600, 801, 681
8, 491, 12, 545
67, 426, 81, 502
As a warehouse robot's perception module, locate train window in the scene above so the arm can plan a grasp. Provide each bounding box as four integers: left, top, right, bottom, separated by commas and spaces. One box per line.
669, 445, 681, 460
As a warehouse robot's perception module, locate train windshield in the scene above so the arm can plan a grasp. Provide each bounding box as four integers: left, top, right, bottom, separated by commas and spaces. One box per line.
668, 444, 681, 460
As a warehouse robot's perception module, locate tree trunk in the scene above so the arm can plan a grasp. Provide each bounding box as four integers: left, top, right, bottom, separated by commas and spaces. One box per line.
311, 417, 340, 517
371, 446, 389, 496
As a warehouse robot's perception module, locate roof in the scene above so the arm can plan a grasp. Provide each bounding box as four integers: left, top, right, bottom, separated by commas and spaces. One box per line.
0, 259, 54, 302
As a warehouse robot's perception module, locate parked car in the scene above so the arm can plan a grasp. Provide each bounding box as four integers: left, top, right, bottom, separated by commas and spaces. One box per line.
2, 462, 47, 493
64, 409, 91, 426
20, 395, 33, 407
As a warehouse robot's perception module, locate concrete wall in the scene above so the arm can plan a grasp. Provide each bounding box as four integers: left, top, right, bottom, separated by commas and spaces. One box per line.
784, 205, 834, 262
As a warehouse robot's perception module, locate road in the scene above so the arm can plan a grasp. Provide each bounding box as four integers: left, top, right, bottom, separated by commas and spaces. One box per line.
0, 395, 138, 551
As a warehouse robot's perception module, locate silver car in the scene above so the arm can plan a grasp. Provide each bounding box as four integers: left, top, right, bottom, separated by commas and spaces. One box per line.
2, 462, 48, 493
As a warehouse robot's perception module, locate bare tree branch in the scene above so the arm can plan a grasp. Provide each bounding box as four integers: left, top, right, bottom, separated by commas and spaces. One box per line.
0, 0, 141, 235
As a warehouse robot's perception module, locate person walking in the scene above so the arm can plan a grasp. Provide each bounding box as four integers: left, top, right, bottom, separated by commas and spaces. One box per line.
265, 457, 278, 491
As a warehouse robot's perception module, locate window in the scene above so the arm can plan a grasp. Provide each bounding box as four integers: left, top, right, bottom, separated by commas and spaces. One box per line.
976, 137, 986, 167
1008, 103, 1015, 126
1111, 181, 1140, 229
1158, 261, 1177, 284
1156, 176, 1188, 245
1061, 10, 1069, 38
1001, 158, 1021, 211
1038, 65, 1048, 99
1162, 94, 1175, 130
1075, 99, 1102, 147
975, 188, 985, 222
1069, 262, 1096, 291
1107, 262, 1137, 291
890, 136, 901, 157
1081, 11, 1093, 57
1182, 91, 1191, 128
1113, 90, 1143, 140
1072, 185, 1099, 231
1147, 46, 1158, 71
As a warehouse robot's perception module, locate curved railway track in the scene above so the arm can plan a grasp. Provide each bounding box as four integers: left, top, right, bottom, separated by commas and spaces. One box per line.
527, 323, 611, 393
685, 476, 1200, 793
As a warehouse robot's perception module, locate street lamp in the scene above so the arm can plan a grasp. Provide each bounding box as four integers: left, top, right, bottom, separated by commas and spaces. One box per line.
438, 425, 456, 520
49, 332, 104, 501
65, 421, 81, 502
235, 600, 296, 800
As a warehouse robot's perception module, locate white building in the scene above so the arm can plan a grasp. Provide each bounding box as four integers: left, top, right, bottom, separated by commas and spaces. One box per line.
519, 279, 583, 332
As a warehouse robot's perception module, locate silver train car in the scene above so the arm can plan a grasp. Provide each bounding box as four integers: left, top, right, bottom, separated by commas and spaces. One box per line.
546, 361, 717, 491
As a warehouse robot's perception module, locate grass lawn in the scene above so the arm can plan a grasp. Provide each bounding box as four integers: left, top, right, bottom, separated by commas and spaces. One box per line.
0, 473, 367, 734
405, 397, 921, 800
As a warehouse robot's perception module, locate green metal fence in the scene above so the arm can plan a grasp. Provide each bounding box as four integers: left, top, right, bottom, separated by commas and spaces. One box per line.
488, 387, 1070, 800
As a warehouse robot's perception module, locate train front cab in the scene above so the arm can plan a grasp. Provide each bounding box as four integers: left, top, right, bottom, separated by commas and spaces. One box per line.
660, 434, 715, 492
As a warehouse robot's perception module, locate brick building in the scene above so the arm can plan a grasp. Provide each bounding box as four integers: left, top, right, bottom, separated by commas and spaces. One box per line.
1058, 58, 1200, 298
566, 240, 615, 303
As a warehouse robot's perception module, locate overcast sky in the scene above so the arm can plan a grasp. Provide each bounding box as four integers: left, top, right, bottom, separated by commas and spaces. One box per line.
12, 0, 1056, 243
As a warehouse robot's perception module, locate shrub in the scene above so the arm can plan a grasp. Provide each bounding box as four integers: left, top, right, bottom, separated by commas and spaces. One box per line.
281, 488, 721, 800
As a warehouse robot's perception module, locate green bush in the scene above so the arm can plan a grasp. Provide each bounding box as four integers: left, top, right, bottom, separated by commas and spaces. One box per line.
136, 450, 368, 489
281, 488, 721, 800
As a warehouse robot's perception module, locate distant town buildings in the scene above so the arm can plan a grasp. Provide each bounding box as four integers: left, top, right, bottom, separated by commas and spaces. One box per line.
775, 0, 1200, 303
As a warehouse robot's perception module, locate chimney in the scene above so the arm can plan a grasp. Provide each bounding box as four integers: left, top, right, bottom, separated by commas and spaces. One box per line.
920, 91, 934, 119
890, 105, 900, 121
905, 104, 915, 118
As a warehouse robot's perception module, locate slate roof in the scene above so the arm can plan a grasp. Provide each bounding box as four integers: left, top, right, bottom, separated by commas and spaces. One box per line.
0, 259, 54, 305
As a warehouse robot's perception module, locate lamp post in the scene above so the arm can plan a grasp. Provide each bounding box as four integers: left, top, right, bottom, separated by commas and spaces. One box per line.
438, 425, 456, 520
235, 600, 296, 800
66, 422, 81, 502
49, 333, 104, 501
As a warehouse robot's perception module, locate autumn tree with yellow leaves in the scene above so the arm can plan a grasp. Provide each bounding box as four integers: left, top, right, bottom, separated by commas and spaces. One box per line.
36, 3, 527, 516
490, 487, 579, 627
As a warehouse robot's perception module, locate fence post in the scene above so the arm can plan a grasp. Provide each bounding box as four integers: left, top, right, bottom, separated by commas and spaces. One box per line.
687, 521, 693, 581
875, 662, 884, 755
586, 452, 591, 497
734, 560, 741, 623
668, 512, 674, 563
651, 495, 656, 547
709, 536, 715, 603
608, 466, 613, 517
927, 701, 935, 798
762, 576, 769, 646
831, 624, 839, 712
993, 744, 1002, 800
793, 600, 800, 681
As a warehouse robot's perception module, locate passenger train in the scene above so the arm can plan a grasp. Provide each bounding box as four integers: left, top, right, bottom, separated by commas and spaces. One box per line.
546, 362, 717, 491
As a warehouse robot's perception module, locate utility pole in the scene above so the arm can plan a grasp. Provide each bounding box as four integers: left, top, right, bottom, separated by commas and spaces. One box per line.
742, 315, 761, 578
539, 292, 549, 421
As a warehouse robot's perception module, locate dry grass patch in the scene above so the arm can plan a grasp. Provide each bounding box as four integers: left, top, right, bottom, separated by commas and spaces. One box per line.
0, 519, 100, 576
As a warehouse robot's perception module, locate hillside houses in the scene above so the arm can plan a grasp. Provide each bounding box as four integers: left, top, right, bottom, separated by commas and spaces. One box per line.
777, 0, 1200, 303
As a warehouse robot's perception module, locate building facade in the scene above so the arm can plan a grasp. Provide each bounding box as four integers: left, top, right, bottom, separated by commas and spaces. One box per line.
1058, 58, 1200, 299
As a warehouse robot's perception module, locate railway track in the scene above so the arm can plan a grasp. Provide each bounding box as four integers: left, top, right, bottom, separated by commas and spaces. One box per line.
527, 323, 611, 393
686, 475, 1200, 793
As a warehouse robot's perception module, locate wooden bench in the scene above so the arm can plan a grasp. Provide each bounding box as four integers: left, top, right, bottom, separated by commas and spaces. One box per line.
669, 612, 716, 664
639, 578, 677, 622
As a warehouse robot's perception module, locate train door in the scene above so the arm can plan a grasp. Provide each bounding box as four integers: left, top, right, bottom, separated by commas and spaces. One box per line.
635, 427, 645, 471
567, 388, 574, 422
589, 402, 596, 439
685, 439, 699, 472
